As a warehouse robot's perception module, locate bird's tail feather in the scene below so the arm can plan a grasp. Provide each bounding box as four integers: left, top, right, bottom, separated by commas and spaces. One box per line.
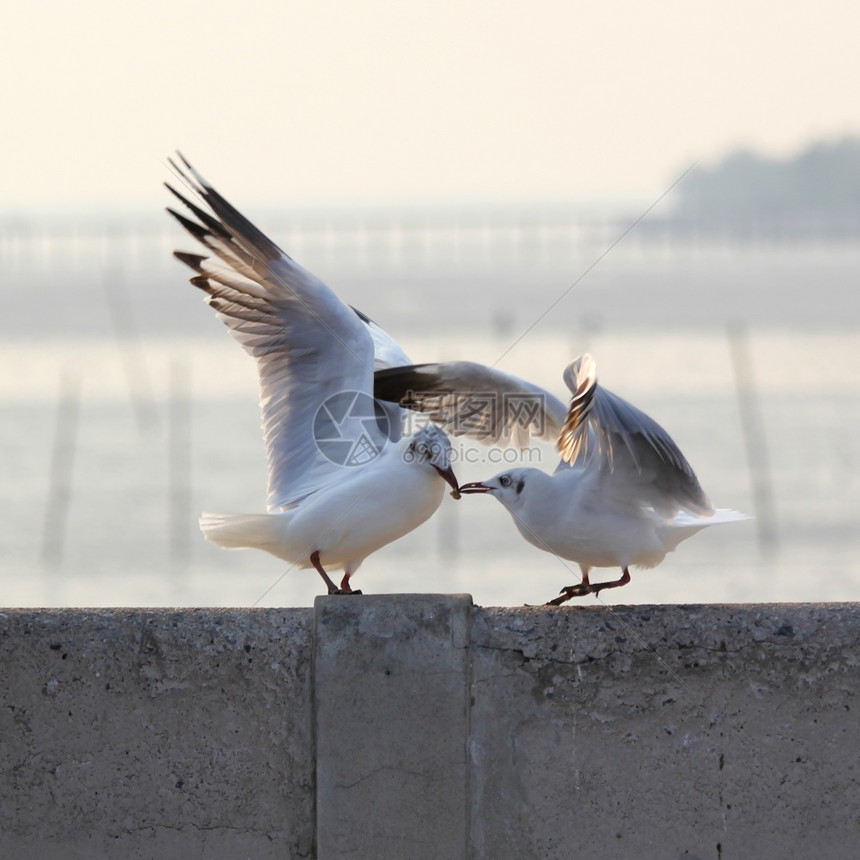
659, 507, 751, 552
199, 512, 283, 551
703, 508, 751, 525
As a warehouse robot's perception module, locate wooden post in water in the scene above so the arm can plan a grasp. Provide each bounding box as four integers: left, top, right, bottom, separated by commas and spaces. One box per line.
168, 359, 192, 569
103, 267, 158, 433
41, 369, 81, 569
728, 320, 778, 551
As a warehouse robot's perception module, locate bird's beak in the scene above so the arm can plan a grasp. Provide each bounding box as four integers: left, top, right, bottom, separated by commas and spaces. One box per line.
458, 481, 493, 495
433, 464, 462, 499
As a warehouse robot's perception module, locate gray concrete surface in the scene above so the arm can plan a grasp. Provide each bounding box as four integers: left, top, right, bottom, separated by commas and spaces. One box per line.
1, 600, 857, 859
469, 602, 859, 859
0, 608, 314, 859
314, 594, 472, 857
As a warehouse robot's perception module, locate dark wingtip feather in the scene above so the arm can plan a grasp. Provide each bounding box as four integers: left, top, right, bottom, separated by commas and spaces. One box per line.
164, 181, 186, 204
167, 153, 284, 263
166, 182, 230, 238
168, 152, 199, 188
373, 364, 443, 404
173, 250, 208, 272
166, 207, 210, 242
351, 305, 373, 324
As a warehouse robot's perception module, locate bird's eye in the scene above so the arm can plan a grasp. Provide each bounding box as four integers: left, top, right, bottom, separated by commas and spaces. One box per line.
499, 475, 511, 487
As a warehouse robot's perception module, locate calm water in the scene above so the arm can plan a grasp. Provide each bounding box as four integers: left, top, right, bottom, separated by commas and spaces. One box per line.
1, 217, 858, 607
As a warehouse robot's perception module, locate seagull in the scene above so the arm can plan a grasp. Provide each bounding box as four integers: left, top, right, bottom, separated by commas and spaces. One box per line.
165, 155, 460, 596
375, 354, 749, 604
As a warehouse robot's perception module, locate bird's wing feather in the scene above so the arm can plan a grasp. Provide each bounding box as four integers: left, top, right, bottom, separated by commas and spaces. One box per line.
351, 306, 412, 370
557, 354, 713, 517
374, 361, 568, 448
166, 154, 381, 510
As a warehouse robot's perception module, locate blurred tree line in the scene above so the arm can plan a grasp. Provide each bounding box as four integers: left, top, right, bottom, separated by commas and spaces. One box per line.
671, 137, 860, 237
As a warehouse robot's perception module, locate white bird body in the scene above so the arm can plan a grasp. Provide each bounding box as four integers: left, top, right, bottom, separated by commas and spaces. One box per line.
479, 465, 746, 575
199, 435, 448, 575
166, 156, 459, 594
503, 467, 666, 569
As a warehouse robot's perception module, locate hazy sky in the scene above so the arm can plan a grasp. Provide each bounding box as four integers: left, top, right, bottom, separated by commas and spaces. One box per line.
4, 0, 860, 213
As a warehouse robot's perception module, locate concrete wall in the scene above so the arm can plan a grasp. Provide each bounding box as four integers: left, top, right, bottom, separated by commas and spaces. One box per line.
1, 599, 857, 859
0, 609, 314, 859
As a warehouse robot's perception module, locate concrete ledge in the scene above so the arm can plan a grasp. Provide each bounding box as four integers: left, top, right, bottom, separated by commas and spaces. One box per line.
0, 609, 314, 859
314, 594, 472, 857
469, 602, 859, 859
1, 601, 857, 859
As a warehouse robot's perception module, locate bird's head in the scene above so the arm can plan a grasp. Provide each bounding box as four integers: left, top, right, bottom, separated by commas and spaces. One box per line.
459, 469, 530, 510
405, 425, 461, 498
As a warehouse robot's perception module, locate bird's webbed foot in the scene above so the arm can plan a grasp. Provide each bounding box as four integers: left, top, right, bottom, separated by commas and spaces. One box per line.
544, 583, 593, 605
544, 568, 631, 605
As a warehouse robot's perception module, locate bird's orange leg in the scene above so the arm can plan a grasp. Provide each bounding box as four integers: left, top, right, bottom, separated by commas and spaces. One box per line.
339, 571, 362, 595
309, 551, 363, 596
545, 567, 631, 605
310, 551, 340, 594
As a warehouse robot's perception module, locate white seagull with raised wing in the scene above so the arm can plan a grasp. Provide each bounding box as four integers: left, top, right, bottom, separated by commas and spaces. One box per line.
166, 156, 460, 596
375, 355, 748, 603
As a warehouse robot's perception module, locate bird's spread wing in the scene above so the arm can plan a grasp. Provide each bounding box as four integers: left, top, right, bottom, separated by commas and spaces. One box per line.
166, 154, 381, 510
557, 354, 713, 517
351, 306, 412, 370
374, 361, 568, 448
